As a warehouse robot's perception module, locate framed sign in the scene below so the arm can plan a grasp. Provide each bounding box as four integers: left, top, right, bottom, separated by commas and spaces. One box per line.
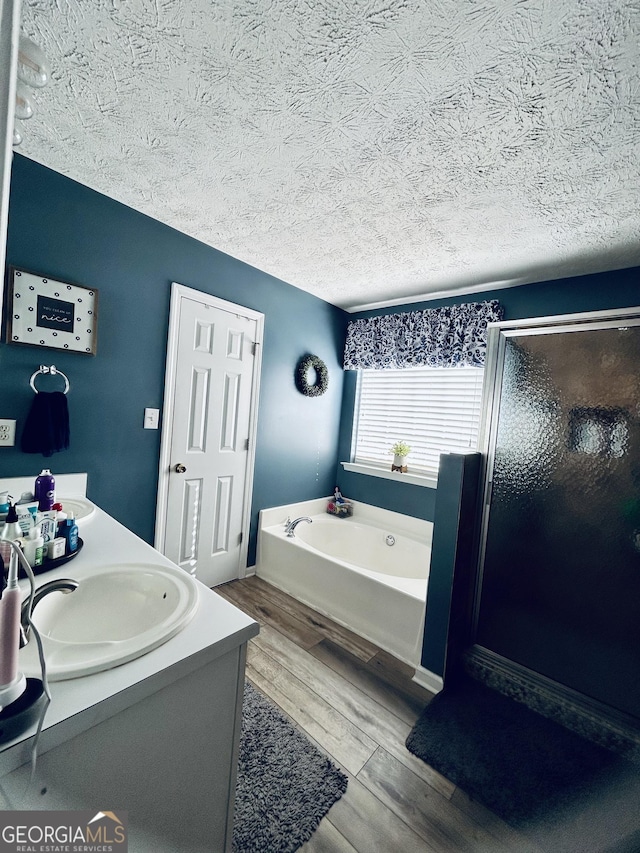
6, 268, 98, 355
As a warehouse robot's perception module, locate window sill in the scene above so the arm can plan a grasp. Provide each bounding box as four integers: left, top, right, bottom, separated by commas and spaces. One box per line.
341, 461, 437, 489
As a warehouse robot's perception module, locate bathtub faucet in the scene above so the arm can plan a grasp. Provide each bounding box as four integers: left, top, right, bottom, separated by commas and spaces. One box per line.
285, 517, 312, 537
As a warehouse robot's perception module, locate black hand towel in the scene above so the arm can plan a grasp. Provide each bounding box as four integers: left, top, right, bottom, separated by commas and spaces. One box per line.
21, 391, 70, 457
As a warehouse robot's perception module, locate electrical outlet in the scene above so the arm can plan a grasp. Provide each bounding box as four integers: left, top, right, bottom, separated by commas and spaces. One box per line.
0, 419, 16, 446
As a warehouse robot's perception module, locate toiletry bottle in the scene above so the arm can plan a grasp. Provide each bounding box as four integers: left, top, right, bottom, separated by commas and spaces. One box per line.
62, 512, 79, 555
53, 502, 67, 535
0, 504, 24, 568
22, 525, 44, 569
38, 509, 57, 557
0, 504, 23, 540
35, 468, 55, 512
16, 503, 35, 536
0, 492, 9, 525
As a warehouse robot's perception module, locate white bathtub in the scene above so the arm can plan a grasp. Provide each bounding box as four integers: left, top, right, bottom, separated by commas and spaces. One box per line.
255, 498, 433, 667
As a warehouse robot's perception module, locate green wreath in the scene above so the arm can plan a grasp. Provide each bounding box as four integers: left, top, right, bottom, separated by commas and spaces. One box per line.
295, 354, 329, 397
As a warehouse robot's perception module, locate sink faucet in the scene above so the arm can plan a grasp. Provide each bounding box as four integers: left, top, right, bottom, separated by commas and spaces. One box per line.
20, 578, 79, 647
285, 517, 312, 537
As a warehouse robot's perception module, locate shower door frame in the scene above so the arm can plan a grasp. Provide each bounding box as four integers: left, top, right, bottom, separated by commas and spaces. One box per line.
466, 305, 640, 753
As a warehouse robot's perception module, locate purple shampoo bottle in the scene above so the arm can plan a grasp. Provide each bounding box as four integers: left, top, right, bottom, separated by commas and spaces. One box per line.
35, 468, 55, 512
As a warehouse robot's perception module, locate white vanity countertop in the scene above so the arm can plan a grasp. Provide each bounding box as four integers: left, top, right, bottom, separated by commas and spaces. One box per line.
0, 475, 259, 775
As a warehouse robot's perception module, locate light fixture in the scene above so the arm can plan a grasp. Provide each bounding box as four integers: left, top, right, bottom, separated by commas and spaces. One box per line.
12, 34, 50, 147
14, 81, 33, 120
17, 35, 50, 88
12, 119, 24, 147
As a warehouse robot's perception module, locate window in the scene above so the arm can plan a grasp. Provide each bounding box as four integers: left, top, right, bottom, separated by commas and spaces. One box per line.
352, 365, 485, 478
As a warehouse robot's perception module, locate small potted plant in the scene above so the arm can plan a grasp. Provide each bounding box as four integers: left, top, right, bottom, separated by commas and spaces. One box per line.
390, 440, 411, 472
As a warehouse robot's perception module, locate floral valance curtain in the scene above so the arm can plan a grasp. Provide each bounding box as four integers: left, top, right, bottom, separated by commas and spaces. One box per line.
343, 300, 503, 370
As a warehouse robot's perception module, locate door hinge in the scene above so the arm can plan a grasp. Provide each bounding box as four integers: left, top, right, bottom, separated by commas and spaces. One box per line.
251, 341, 260, 356
245, 437, 250, 450
239, 531, 243, 544
485, 479, 493, 505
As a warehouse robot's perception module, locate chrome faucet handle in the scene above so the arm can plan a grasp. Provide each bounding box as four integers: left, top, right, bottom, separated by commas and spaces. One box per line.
284, 516, 291, 528
285, 516, 313, 537
20, 578, 79, 646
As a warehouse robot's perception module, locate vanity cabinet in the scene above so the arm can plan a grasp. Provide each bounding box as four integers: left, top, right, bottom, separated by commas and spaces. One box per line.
1, 649, 245, 851
0, 474, 258, 852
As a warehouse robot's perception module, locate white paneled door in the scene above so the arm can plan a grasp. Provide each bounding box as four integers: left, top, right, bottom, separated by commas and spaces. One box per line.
156, 285, 263, 588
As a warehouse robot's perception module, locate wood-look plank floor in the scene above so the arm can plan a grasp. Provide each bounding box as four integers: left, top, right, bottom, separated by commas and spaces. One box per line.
217, 576, 539, 853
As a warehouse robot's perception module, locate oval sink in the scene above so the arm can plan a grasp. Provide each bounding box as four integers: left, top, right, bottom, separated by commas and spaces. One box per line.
57, 495, 97, 524
19, 563, 199, 681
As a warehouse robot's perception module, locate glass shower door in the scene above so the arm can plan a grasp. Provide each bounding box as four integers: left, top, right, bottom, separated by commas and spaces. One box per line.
474, 314, 640, 720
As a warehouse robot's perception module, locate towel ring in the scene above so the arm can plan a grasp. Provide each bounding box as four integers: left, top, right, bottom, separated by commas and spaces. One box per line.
30, 365, 70, 394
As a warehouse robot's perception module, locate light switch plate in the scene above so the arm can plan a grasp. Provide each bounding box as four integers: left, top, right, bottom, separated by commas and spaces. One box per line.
0, 419, 17, 446
144, 408, 160, 430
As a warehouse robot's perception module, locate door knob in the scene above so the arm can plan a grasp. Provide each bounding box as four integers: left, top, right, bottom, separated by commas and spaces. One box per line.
174, 463, 187, 474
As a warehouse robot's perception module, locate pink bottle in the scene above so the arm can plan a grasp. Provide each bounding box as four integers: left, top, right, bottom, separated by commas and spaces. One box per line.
0, 548, 25, 709
0, 586, 20, 687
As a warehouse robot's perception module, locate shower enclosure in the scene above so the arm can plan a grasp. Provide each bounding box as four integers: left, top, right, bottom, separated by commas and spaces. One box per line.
468, 306, 640, 748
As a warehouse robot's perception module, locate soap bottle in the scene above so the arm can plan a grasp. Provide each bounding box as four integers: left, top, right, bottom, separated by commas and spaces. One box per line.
0, 504, 23, 567
61, 512, 79, 555
0, 504, 23, 541
35, 469, 55, 512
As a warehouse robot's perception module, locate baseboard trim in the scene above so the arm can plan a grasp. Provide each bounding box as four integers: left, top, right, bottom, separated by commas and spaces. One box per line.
465, 645, 640, 761
412, 666, 443, 695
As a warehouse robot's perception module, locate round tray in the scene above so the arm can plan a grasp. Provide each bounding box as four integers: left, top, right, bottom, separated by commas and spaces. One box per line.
31, 537, 84, 577
0, 679, 47, 744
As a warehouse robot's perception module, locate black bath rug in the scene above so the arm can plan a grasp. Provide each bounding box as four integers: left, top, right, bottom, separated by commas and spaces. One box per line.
233, 681, 348, 853
406, 679, 640, 853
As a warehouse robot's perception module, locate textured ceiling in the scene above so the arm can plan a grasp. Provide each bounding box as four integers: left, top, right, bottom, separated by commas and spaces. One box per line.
16, 0, 640, 311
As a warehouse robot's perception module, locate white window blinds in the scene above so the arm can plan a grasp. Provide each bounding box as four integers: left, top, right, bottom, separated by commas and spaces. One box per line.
352, 366, 484, 477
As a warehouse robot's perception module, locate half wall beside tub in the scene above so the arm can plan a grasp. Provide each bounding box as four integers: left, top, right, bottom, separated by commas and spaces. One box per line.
420, 452, 483, 689
256, 498, 433, 673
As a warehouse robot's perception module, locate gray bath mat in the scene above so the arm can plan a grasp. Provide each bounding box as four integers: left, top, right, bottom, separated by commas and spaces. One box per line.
406, 679, 640, 852
233, 681, 348, 853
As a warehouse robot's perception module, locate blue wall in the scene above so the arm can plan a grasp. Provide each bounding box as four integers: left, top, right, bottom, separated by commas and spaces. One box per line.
336, 266, 640, 521
4, 154, 639, 576
1, 154, 348, 564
